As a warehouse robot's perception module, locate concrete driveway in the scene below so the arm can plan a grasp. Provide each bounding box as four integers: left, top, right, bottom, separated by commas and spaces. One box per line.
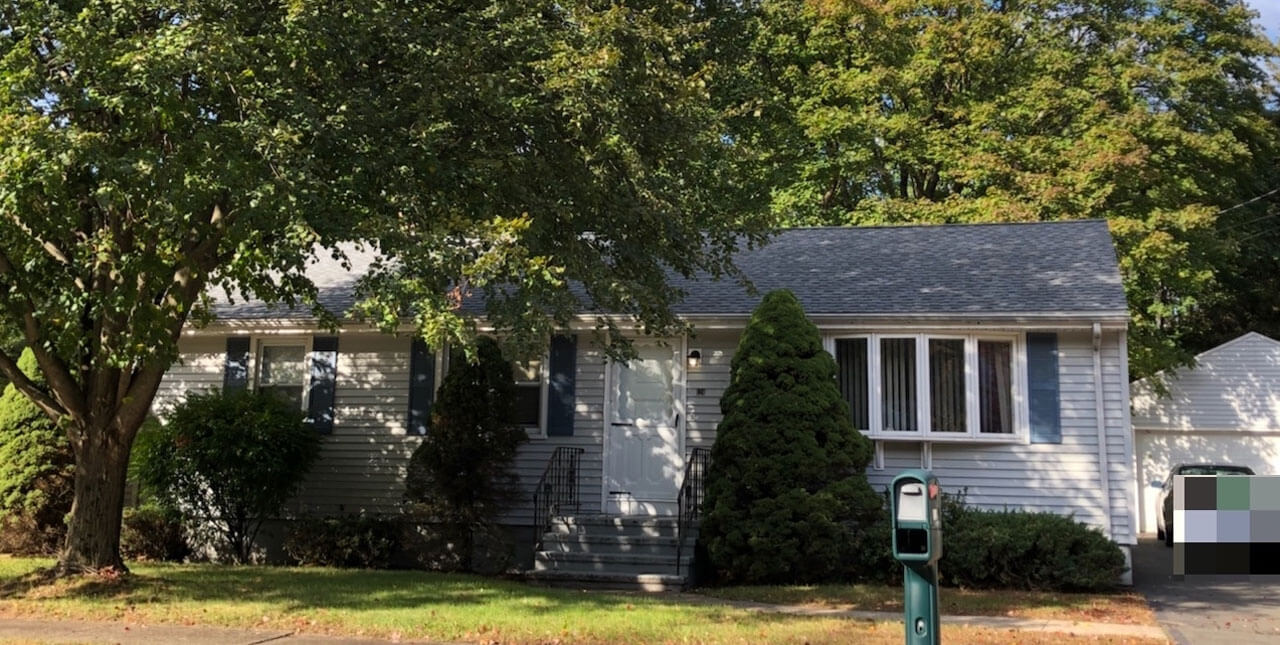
1133, 535, 1280, 644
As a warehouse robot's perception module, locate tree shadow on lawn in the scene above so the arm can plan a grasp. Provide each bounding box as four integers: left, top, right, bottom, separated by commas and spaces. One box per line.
0, 561, 739, 620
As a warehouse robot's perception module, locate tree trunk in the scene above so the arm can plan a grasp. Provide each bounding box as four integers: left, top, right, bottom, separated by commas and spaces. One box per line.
58, 427, 132, 574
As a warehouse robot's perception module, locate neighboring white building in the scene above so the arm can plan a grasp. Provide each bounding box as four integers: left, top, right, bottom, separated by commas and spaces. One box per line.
156, 220, 1138, 586
1131, 332, 1280, 534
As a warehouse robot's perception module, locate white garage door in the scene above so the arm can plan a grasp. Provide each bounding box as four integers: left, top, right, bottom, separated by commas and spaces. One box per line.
1136, 429, 1280, 533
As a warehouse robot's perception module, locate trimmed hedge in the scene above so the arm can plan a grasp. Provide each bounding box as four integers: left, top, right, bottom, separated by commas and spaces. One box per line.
283, 516, 401, 569
940, 505, 1126, 591
842, 492, 1127, 591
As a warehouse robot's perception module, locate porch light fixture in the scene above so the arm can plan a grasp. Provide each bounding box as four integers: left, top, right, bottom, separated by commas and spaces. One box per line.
687, 349, 702, 369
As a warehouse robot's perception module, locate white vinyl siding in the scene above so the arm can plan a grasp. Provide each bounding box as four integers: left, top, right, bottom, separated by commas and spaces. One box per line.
152, 335, 226, 412
152, 325, 1134, 546
861, 330, 1134, 544
501, 341, 608, 525
1131, 332, 1280, 433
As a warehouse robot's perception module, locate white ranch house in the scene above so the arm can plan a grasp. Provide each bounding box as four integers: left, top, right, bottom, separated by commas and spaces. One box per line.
154, 220, 1138, 588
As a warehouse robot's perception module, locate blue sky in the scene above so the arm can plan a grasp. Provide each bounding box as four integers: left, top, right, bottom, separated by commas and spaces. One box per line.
1247, 0, 1280, 40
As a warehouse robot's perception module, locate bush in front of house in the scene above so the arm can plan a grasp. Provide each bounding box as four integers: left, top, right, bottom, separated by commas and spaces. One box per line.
404, 336, 526, 572
283, 515, 402, 569
121, 503, 190, 562
132, 389, 322, 563
0, 349, 74, 555
701, 289, 883, 584
940, 496, 1126, 592
843, 491, 1126, 591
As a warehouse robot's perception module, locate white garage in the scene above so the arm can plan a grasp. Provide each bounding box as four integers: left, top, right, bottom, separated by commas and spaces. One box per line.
1131, 332, 1280, 533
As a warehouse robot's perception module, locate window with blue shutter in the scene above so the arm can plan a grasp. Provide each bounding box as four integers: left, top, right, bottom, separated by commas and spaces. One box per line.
545, 334, 577, 437
407, 338, 435, 435
306, 336, 339, 434
1027, 332, 1062, 444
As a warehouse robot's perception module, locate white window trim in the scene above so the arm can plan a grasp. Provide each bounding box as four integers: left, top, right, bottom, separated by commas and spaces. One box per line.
828, 331, 1029, 444
251, 336, 313, 412
516, 354, 551, 438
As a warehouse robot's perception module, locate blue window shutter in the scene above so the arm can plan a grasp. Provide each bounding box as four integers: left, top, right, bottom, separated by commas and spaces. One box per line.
1027, 332, 1061, 444
306, 336, 339, 434
223, 337, 250, 393
546, 335, 577, 437
407, 338, 435, 435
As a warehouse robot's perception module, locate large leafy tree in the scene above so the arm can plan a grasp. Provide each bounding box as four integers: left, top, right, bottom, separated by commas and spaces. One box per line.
726, 0, 1280, 377
0, 0, 764, 574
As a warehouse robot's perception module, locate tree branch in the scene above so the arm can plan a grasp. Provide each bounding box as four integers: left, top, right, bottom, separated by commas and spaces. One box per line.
0, 247, 89, 424
0, 348, 68, 425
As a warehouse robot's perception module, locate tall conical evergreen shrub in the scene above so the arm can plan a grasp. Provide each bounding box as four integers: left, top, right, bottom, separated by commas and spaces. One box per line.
405, 336, 526, 571
702, 290, 882, 583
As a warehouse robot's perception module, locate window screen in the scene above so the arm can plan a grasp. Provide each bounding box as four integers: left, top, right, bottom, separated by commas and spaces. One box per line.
836, 338, 870, 430
978, 340, 1014, 433
928, 339, 965, 432
881, 338, 917, 431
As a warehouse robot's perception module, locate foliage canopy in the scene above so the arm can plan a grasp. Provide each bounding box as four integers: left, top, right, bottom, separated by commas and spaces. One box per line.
724, 0, 1280, 377
0, 0, 763, 571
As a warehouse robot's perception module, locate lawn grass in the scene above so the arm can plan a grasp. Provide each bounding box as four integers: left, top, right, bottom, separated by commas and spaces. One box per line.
0, 557, 1162, 645
699, 583, 1157, 625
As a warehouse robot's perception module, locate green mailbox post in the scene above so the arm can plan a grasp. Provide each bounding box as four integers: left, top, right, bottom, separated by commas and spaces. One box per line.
891, 469, 942, 645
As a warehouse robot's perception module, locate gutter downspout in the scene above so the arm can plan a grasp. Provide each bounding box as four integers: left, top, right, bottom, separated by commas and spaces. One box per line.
1093, 323, 1114, 537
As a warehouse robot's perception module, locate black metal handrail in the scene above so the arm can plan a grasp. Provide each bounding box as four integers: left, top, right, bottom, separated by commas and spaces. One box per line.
676, 447, 712, 576
532, 447, 585, 551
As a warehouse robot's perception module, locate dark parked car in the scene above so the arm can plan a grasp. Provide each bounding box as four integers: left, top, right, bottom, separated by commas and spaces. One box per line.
1156, 463, 1255, 547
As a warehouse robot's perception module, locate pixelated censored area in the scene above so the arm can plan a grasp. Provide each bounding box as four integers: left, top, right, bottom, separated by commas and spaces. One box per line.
1173, 475, 1280, 575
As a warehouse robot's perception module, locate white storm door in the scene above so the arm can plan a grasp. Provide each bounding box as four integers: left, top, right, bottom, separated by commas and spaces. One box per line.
605, 343, 682, 515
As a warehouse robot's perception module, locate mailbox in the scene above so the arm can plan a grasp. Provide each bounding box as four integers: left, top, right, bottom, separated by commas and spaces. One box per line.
890, 469, 942, 645
891, 469, 943, 565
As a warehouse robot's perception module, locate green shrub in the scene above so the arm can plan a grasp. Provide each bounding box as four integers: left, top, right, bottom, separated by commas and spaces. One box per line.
702, 290, 882, 584
405, 336, 526, 572
845, 490, 1125, 591
0, 349, 73, 554
940, 500, 1126, 591
121, 504, 190, 562
132, 390, 322, 563
283, 516, 401, 569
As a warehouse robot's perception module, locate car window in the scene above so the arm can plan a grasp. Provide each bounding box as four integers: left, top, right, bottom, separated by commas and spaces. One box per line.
1177, 466, 1254, 476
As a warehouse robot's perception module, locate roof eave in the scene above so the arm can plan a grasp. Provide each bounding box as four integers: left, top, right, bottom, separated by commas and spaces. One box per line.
187, 309, 1129, 335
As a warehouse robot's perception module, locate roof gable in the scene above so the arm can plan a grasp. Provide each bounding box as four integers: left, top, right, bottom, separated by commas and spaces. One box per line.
1132, 332, 1280, 432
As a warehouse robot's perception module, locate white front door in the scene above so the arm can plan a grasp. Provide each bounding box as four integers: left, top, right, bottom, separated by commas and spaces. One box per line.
605, 342, 683, 515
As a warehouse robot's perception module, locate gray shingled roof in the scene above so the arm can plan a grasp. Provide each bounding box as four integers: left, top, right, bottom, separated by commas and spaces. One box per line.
211, 220, 1127, 321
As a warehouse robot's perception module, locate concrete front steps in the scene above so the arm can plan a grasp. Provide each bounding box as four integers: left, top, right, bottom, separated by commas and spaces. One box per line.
527, 515, 696, 591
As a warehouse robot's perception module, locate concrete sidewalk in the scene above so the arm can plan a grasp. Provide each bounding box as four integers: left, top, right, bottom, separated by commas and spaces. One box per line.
0, 617, 461, 645
681, 594, 1171, 641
